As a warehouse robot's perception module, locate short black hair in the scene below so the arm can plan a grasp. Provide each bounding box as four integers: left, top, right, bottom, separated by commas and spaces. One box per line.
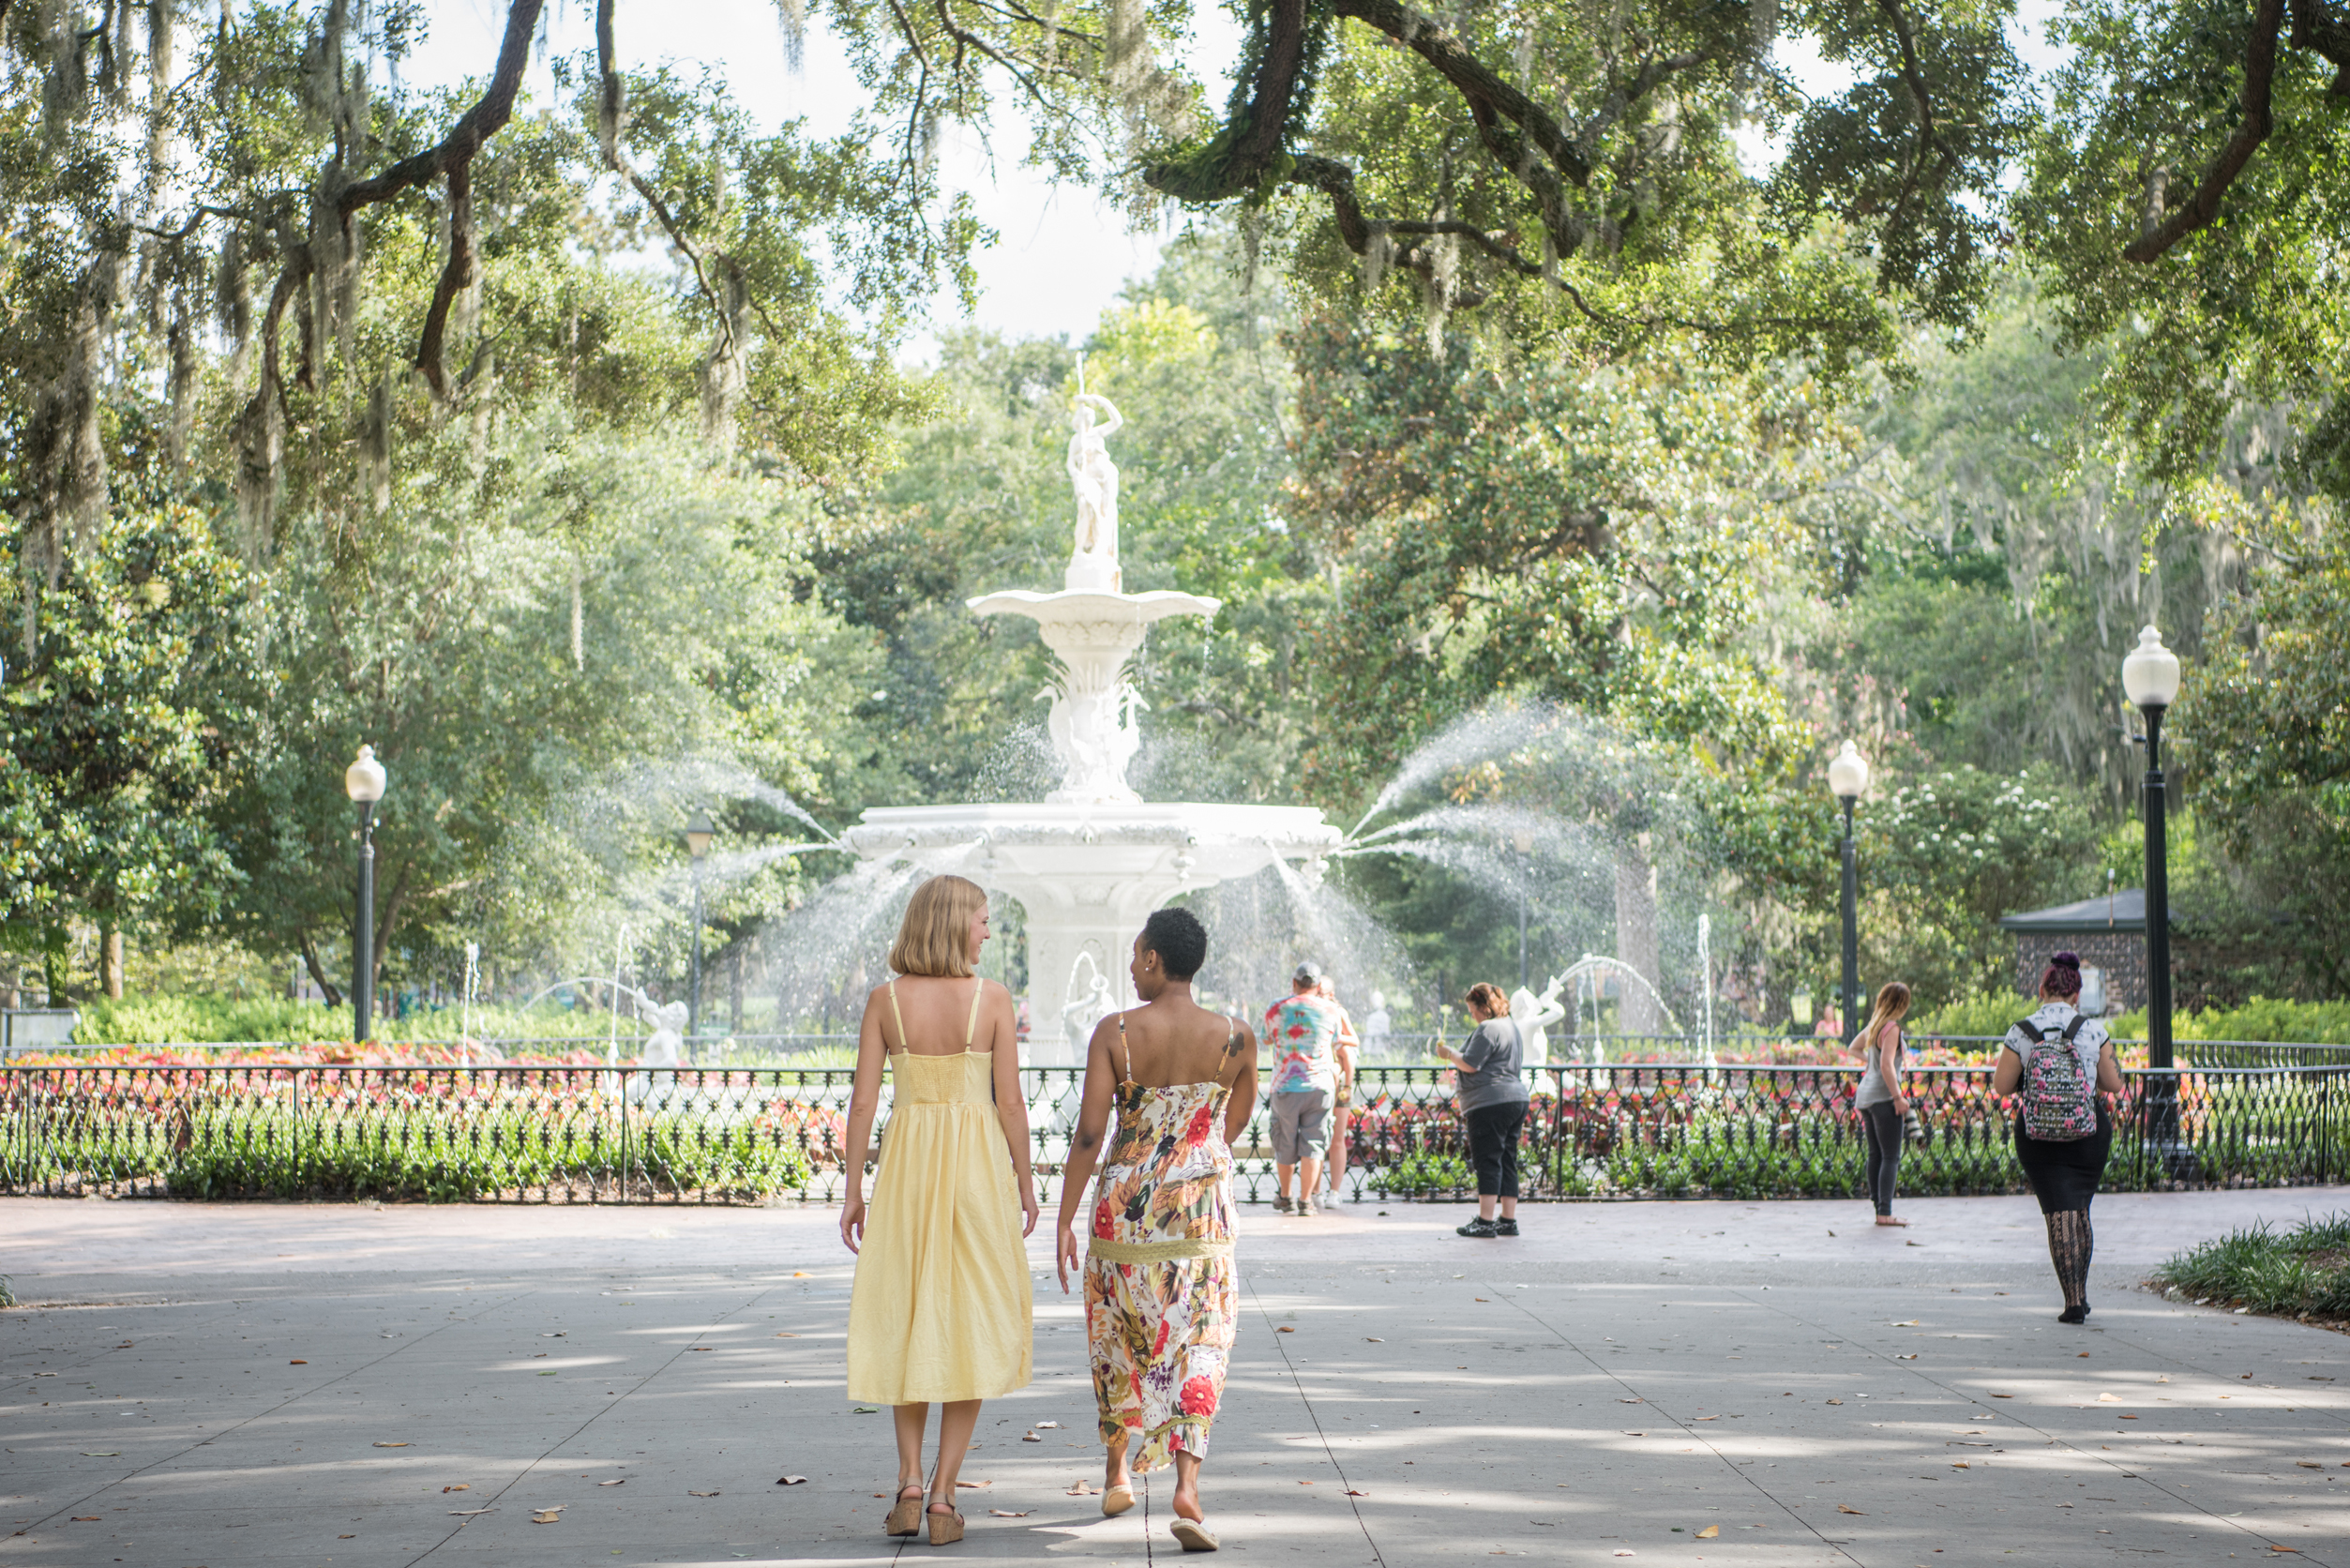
1140, 907, 1209, 981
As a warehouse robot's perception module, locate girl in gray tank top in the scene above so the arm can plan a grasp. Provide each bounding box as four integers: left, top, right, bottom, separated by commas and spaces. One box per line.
1851, 982, 1913, 1226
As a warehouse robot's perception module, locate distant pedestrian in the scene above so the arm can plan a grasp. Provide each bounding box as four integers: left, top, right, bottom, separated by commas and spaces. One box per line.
1317, 976, 1360, 1203
1259, 962, 1345, 1215
839, 876, 1038, 1545
1852, 981, 1914, 1228
1058, 908, 1258, 1553
1992, 951, 2122, 1324
1434, 982, 1529, 1238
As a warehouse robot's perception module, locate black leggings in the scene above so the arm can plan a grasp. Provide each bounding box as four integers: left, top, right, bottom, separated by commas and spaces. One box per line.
1860, 1101, 1904, 1215
1466, 1102, 1528, 1199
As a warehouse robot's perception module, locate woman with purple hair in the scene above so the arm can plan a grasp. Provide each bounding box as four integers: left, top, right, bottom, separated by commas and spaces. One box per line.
1991, 951, 2124, 1323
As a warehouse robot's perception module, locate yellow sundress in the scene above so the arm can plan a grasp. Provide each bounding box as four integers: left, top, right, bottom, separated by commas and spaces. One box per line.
845, 978, 1033, 1406
1083, 1017, 1243, 1470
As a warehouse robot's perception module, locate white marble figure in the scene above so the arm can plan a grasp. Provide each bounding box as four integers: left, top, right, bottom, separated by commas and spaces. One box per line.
639, 998, 687, 1067
1064, 358, 1124, 592
627, 996, 689, 1106
1363, 989, 1393, 1055
1511, 974, 1569, 1067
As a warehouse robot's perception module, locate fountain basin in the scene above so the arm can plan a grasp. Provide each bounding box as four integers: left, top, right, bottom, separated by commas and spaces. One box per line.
846, 801, 1342, 1063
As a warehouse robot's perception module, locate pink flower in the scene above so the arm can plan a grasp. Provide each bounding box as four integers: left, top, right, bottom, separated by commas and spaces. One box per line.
1178, 1376, 1217, 1417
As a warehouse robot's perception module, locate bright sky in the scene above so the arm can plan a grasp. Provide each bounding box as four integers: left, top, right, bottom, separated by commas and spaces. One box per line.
403, 0, 1242, 351
402, 0, 2072, 348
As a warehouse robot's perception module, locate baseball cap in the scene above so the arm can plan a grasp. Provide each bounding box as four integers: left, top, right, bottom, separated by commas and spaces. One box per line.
1292, 960, 1323, 987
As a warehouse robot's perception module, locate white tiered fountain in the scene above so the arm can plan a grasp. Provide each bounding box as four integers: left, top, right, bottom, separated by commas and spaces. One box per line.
844, 374, 1341, 1063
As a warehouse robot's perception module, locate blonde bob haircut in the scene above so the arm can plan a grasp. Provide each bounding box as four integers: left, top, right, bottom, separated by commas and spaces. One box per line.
890, 875, 987, 978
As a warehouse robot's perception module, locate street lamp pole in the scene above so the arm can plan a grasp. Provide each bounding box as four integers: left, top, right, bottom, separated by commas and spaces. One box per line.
1828, 740, 1870, 1047
2123, 626, 2183, 1156
685, 810, 714, 1042
344, 746, 388, 1044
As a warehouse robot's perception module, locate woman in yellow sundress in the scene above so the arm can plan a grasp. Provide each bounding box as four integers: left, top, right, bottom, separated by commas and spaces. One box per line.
841, 875, 1038, 1546
1056, 907, 1258, 1553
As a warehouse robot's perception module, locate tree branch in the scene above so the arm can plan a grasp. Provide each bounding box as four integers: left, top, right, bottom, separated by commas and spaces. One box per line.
413, 158, 473, 399
1332, 0, 1594, 187
2125, 0, 2284, 262
333, 0, 545, 218
330, 0, 545, 390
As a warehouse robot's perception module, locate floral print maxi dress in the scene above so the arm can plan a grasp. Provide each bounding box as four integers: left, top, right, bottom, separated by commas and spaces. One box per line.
1084, 1029, 1240, 1471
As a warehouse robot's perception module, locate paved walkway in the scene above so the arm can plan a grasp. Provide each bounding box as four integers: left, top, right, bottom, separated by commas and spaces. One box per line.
5, 1189, 2348, 1566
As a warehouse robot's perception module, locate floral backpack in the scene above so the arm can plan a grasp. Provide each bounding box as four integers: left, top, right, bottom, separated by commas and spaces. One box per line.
2015, 1014, 2097, 1140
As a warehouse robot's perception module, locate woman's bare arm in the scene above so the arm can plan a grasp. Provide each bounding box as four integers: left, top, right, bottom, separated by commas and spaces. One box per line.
2096, 1040, 2125, 1093
1053, 1016, 1122, 1291
838, 989, 893, 1253
985, 984, 1039, 1235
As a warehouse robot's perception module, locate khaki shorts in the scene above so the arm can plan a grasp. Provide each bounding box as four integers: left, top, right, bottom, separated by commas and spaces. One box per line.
1270, 1088, 1333, 1163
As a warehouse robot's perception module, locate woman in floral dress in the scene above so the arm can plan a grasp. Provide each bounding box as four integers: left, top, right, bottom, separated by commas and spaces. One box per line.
1056, 908, 1258, 1553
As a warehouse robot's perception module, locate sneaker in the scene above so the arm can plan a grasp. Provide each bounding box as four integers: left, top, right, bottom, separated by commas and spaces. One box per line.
1494, 1218, 1519, 1237
1273, 1193, 1294, 1214
1455, 1216, 1499, 1238
1298, 1195, 1319, 1217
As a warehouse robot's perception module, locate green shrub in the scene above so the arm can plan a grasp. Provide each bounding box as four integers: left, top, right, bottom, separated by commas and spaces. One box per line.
73, 995, 652, 1047
2104, 997, 2350, 1047
1912, 990, 2040, 1039
2152, 1213, 2350, 1319
1370, 1152, 1470, 1196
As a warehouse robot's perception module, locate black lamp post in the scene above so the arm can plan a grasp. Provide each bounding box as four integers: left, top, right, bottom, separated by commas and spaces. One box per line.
685, 809, 714, 1041
344, 746, 387, 1043
1828, 740, 1870, 1046
2122, 626, 2182, 1153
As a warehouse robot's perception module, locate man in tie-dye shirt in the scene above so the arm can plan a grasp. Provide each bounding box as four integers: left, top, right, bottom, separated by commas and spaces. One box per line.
1259, 961, 1343, 1214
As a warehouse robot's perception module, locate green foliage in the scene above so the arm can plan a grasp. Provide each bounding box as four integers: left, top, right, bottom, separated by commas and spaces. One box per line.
2152, 1214, 2350, 1321
2012, 0, 2350, 486
19, 1089, 813, 1203
2102, 998, 2350, 1048
1285, 321, 1837, 806
1859, 763, 2101, 1003
2178, 527, 2350, 996
69, 994, 655, 1047
1911, 989, 2045, 1040
209, 408, 880, 1017
0, 505, 252, 957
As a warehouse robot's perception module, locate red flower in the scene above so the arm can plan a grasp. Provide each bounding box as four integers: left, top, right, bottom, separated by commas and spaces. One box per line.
1184, 1102, 1214, 1146
1178, 1376, 1217, 1417
1153, 1319, 1172, 1357
1093, 1199, 1115, 1240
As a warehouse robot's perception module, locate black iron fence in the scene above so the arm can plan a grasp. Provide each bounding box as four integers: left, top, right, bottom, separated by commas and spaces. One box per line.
4, 1061, 2342, 1204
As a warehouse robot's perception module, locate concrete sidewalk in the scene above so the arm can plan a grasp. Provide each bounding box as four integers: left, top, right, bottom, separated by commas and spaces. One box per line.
4, 1189, 2347, 1567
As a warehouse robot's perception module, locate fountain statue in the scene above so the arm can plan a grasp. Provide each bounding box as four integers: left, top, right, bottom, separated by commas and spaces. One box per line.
846, 372, 1341, 1063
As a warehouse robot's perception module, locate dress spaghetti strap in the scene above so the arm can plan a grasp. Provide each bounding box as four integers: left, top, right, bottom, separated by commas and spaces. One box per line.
965, 976, 986, 1049
1115, 1013, 1135, 1085
885, 980, 905, 1056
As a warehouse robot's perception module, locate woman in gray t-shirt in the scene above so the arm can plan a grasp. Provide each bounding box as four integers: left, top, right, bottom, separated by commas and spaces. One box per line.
1434, 983, 1529, 1239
